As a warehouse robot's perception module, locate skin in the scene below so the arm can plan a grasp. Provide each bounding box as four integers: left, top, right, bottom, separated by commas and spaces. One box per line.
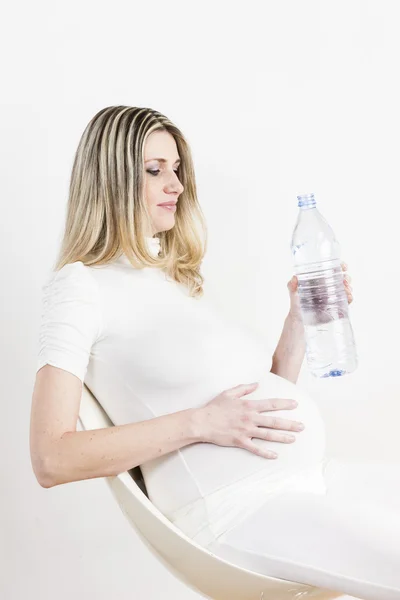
144, 130, 184, 236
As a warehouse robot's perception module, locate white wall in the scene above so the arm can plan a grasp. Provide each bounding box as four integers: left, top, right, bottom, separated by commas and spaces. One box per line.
2, 1, 399, 598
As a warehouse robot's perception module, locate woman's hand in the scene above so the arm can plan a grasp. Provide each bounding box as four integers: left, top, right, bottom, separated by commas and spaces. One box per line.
194, 382, 305, 459
287, 261, 354, 323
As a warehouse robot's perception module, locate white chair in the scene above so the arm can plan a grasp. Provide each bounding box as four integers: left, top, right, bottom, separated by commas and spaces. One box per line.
78, 384, 345, 600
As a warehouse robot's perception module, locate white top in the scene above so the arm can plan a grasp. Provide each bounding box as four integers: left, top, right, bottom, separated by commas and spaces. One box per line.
37, 237, 328, 542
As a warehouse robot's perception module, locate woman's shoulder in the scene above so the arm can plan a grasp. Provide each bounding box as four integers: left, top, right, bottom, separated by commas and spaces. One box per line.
41, 261, 101, 306
37, 261, 104, 382
43, 260, 98, 286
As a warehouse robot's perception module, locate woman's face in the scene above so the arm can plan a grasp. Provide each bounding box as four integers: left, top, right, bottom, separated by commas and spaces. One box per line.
143, 130, 184, 235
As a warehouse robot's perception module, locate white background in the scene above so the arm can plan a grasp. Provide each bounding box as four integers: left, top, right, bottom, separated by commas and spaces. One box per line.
1, 1, 399, 598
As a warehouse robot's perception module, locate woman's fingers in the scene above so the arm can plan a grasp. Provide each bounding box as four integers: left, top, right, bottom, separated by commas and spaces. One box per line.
250, 427, 297, 444
255, 414, 305, 432
343, 274, 352, 290
231, 382, 259, 397
344, 275, 352, 291
343, 274, 354, 303
240, 440, 278, 459
287, 275, 298, 292
342, 270, 354, 304
247, 398, 298, 412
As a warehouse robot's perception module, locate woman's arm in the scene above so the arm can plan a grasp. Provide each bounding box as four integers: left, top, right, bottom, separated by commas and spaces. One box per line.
30, 365, 200, 488
31, 366, 303, 489
39, 409, 199, 488
270, 312, 306, 384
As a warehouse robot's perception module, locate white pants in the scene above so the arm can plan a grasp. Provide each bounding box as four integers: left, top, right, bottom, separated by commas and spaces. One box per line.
205, 458, 400, 600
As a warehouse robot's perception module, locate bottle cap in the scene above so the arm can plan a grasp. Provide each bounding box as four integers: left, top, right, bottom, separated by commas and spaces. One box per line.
297, 193, 316, 208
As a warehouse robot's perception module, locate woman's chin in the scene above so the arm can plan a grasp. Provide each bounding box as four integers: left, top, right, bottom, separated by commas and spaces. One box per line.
153, 216, 175, 232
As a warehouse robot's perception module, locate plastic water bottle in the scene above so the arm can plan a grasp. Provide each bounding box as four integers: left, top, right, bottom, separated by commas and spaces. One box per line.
290, 193, 358, 378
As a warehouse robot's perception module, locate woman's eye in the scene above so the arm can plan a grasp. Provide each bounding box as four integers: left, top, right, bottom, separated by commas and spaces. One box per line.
146, 169, 180, 177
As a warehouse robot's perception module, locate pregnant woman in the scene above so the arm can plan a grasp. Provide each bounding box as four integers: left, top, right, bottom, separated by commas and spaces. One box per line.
30, 106, 400, 600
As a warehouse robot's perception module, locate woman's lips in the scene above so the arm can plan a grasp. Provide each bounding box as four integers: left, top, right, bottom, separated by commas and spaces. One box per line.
158, 204, 176, 212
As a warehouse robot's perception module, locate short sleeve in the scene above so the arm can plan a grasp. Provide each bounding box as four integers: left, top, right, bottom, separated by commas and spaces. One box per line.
36, 262, 103, 383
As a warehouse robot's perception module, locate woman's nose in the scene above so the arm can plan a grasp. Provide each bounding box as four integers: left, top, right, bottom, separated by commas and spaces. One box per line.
165, 173, 184, 194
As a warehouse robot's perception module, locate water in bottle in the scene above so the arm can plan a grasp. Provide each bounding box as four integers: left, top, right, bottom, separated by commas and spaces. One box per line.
290, 193, 358, 378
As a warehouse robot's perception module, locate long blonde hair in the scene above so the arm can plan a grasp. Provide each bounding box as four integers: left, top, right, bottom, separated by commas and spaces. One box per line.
55, 105, 208, 297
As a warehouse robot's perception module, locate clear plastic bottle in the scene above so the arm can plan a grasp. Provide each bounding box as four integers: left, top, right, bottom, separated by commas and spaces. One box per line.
290, 193, 358, 378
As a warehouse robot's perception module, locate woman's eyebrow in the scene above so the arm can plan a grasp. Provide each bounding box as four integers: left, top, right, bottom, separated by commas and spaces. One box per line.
145, 157, 181, 164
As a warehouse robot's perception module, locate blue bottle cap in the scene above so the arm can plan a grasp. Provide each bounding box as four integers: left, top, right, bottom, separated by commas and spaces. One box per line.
297, 193, 316, 208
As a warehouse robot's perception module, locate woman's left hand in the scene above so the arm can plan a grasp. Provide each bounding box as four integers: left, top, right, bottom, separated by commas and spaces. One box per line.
287, 262, 353, 323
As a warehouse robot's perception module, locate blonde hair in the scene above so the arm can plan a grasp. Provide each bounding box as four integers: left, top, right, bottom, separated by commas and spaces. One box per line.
55, 105, 208, 297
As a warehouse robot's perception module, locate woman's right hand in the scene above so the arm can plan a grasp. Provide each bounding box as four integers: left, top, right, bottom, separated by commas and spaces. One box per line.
194, 381, 305, 459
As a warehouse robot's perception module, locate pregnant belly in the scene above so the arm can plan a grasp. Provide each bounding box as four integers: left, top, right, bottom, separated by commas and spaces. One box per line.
140, 371, 327, 521
178, 371, 327, 497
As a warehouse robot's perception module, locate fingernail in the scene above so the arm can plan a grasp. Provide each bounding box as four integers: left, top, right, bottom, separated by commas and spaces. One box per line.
291, 401, 298, 407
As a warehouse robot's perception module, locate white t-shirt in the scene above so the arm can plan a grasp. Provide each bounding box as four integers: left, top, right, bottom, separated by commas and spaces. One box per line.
37, 237, 327, 542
